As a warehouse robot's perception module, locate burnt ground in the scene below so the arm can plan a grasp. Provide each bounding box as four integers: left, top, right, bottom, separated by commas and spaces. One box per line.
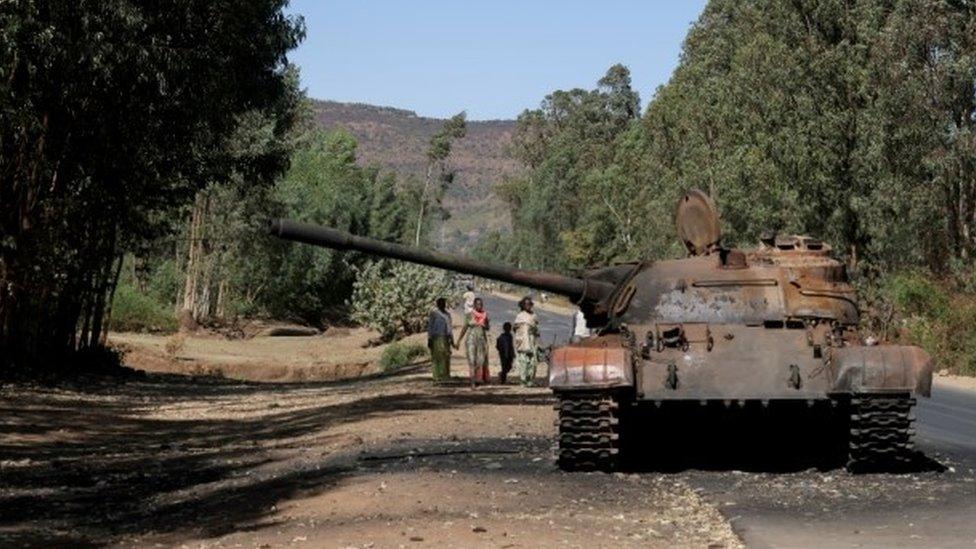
646, 399, 976, 549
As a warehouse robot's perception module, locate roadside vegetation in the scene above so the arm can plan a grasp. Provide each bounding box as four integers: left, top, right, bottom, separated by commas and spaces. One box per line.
378, 341, 431, 372
875, 274, 976, 376
3, 0, 976, 378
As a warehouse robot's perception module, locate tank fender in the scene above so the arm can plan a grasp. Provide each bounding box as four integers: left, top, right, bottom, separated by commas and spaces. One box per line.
831, 345, 933, 397
549, 342, 634, 390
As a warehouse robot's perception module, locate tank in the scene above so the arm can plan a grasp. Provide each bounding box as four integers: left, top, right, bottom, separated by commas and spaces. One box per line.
268, 190, 933, 473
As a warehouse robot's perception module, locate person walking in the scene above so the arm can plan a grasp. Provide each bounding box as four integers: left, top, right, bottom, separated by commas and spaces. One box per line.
495, 322, 515, 384
462, 283, 476, 314
456, 297, 490, 388
571, 307, 591, 343
427, 297, 454, 381
513, 297, 539, 387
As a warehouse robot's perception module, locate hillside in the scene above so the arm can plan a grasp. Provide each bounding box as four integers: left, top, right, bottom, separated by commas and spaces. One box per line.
311, 100, 519, 252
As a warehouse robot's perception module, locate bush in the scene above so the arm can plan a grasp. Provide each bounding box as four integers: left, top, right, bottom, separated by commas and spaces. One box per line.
379, 341, 429, 372
879, 272, 976, 376
147, 258, 181, 306
110, 283, 178, 333
350, 260, 455, 341
887, 272, 950, 319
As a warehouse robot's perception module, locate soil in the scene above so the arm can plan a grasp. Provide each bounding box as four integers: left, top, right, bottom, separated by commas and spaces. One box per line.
935, 372, 976, 391
0, 331, 741, 548
109, 328, 428, 383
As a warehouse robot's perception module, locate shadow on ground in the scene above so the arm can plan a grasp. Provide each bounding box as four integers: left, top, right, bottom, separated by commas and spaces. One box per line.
0, 372, 552, 547
1, 372, 946, 546
616, 401, 945, 474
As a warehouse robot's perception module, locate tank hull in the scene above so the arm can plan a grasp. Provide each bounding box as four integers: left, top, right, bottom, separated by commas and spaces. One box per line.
549, 330, 932, 400
549, 331, 930, 472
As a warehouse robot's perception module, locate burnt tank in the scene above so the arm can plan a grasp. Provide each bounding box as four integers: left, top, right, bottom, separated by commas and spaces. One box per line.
268, 189, 932, 473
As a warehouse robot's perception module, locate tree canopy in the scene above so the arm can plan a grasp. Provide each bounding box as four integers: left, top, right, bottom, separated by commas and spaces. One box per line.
0, 0, 304, 373
493, 1, 976, 280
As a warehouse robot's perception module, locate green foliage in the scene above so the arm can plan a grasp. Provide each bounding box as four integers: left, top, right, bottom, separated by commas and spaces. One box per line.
379, 341, 430, 372
147, 259, 182, 307
350, 260, 455, 341
495, 65, 642, 270
860, 271, 976, 376
485, 2, 976, 278
368, 171, 409, 242
259, 128, 400, 324
413, 113, 469, 245
0, 0, 304, 372
110, 283, 177, 334
427, 113, 469, 163
887, 273, 951, 320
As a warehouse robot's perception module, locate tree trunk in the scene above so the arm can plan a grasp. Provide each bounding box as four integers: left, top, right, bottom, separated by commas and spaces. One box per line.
101, 252, 125, 344
182, 192, 206, 319
414, 162, 434, 246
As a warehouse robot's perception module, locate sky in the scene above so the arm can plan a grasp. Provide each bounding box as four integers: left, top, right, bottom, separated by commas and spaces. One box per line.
284, 1, 708, 121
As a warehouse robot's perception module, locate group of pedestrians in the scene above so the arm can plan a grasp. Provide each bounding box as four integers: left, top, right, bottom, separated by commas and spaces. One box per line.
426, 289, 539, 388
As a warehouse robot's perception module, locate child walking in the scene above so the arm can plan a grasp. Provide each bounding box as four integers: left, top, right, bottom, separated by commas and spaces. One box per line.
495, 322, 515, 384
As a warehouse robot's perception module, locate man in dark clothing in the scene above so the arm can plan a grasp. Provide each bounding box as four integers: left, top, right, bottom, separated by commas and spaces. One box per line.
495, 322, 516, 384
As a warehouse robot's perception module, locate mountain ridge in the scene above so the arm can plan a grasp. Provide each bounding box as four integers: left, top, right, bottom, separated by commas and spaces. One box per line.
310, 99, 519, 251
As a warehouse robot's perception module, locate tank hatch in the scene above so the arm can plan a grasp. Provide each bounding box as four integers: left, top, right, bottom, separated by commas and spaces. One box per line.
676, 189, 722, 256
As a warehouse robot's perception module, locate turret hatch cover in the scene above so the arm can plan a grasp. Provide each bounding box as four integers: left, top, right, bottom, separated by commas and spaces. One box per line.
675, 189, 722, 256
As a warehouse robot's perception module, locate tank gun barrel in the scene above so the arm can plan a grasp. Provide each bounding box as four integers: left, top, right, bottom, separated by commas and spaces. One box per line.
268, 219, 614, 304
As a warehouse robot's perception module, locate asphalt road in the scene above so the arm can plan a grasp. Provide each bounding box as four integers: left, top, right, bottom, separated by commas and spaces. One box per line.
480, 294, 575, 347
480, 295, 976, 548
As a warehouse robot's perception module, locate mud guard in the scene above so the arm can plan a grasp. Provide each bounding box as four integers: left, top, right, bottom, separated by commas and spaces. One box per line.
831, 345, 933, 397
549, 343, 634, 390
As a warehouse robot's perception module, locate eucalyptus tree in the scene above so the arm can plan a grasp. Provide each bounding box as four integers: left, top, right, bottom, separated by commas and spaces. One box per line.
0, 0, 304, 374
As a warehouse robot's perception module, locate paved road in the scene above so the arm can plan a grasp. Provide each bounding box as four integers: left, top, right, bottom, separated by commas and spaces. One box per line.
480, 294, 575, 347
720, 381, 976, 549
485, 298, 976, 548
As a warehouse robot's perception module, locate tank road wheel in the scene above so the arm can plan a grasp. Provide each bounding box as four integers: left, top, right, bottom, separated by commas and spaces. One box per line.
846, 394, 916, 473
555, 391, 627, 472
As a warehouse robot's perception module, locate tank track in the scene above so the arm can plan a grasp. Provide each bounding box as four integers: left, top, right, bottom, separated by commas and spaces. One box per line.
847, 394, 916, 472
555, 391, 624, 471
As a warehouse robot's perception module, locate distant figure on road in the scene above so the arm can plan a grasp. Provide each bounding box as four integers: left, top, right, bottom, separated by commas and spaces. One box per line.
514, 297, 540, 387
495, 322, 515, 384
427, 297, 454, 382
571, 308, 591, 343
462, 284, 476, 314
456, 297, 490, 388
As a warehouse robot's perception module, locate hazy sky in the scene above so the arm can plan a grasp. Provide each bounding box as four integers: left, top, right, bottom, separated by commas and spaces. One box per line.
285, 1, 707, 120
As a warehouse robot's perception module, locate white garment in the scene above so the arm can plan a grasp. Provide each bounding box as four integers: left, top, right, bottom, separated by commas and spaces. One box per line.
514, 310, 538, 353
463, 290, 476, 314
572, 309, 591, 339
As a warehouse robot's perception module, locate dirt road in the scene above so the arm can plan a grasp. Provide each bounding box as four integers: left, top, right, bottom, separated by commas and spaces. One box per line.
0, 368, 739, 548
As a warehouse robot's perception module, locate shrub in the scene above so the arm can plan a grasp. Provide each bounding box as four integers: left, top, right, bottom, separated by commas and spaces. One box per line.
147, 258, 181, 306
879, 272, 976, 376
164, 333, 187, 357
110, 283, 178, 333
350, 260, 455, 341
886, 272, 950, 319
379, 341, 429, 372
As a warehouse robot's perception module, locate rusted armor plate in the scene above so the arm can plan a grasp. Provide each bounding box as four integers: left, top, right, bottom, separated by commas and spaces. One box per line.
550, 341, 634, 390
675, 189, 721, 256
831, 345, 933, 397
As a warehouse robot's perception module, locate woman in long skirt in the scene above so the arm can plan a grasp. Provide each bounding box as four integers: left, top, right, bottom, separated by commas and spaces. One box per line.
456, 297, 490, 387
427, 297, 454, 381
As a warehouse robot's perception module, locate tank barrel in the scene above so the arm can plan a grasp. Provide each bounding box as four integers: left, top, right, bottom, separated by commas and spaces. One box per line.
268, 218, 613, 303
